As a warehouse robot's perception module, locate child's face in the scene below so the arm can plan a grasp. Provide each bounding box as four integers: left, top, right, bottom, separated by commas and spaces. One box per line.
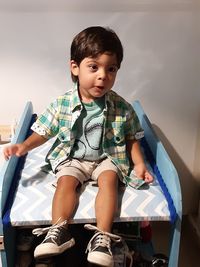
71, 52, 118, 102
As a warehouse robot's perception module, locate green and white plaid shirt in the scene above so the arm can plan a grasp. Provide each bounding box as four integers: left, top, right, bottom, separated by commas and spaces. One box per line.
31, 87, 144, 186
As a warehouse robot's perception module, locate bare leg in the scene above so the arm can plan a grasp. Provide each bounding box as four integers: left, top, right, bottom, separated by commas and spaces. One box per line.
52, 175, 80, 224
95, 170, 118, 232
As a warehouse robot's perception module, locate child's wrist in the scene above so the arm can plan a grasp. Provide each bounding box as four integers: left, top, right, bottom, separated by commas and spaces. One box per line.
21, 142, 29, 153
134, 162, 146, 169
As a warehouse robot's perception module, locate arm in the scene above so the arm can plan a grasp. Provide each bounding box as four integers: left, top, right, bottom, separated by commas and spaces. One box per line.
127, 139, 153, 183
3, 132, 47, 160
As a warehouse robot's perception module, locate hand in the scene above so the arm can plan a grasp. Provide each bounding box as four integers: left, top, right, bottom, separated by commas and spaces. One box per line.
3, 143, 28, 160
134, 163, 154, 184
143, 170, 154, 183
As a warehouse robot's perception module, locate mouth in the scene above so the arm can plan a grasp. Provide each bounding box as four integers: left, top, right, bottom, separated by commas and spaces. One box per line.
95, 86, 104, 90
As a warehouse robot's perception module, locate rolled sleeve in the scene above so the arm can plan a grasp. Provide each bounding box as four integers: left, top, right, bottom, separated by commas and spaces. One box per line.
31, 122, 49, 138
125, 105, 144, 140
31, 100, 59, 139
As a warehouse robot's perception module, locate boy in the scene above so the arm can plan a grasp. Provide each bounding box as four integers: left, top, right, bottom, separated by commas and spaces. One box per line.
3, 26, 153, 267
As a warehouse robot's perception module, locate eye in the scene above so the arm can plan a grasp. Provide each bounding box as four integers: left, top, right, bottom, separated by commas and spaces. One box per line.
108, 66, 118, 73
88, 64, 98, 72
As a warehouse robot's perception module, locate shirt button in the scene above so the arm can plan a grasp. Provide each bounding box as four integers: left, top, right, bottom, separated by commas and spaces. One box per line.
106, 132, 113, 139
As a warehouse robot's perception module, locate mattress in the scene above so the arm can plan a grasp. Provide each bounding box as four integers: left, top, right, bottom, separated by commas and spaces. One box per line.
4, 138, 171, 227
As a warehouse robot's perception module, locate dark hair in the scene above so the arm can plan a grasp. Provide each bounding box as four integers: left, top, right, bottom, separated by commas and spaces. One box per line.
70, 26, 123, 82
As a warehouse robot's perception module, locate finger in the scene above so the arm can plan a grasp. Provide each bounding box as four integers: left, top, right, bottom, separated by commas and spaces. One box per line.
16, 152, 22, 157
3, 150, 10, 161
3, 147, 16, 160
144, 172, 154, 183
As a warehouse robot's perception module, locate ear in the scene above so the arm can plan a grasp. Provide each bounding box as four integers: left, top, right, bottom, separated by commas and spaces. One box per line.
70, 60, 79, 76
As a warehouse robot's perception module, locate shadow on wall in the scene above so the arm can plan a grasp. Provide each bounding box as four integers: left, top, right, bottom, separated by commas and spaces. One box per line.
194, 114, 200, 183
152, 124, 200, 215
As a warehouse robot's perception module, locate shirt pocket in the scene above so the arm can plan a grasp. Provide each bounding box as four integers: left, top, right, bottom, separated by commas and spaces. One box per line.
105, 127, 125, 146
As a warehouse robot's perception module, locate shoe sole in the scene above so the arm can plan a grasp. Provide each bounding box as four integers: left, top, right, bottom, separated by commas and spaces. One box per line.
87, 251, 114, 267
34, 238, 75, 259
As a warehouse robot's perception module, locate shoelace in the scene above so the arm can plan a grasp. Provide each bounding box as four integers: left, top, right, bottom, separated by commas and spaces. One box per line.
113, 239, 134, 267
32, 219, 67, 244
84, 224, 122, 255
124, 250, 134, 267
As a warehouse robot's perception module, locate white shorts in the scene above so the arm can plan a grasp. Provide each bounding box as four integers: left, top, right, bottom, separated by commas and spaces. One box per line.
55, 157, 121, 184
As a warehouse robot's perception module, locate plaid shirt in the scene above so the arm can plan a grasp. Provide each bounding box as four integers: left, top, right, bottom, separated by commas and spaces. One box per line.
31, 88, 144, 187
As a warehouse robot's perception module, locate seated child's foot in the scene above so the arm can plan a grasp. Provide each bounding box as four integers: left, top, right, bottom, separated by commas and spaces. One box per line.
32, 220, 75, 259
84, 224, 121, 267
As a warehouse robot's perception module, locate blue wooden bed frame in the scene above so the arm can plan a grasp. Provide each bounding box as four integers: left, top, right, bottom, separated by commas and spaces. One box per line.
0, 100, 182, 267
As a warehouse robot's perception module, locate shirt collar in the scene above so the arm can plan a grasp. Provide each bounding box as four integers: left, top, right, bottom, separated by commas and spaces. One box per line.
70, 84, 115, 112
70, 83, 82, 112
105, 91, 115, 110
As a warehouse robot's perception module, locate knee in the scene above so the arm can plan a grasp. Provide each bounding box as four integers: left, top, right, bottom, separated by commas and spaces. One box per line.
98, 171, 118, 189
57, 175, 80, 192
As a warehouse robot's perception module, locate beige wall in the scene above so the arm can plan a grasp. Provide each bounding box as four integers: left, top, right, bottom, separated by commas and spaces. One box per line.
0, 0, 200, 214
194, 117, 200, 180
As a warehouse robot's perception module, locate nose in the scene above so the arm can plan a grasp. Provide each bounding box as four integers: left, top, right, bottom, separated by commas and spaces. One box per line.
98, 68, 107, 80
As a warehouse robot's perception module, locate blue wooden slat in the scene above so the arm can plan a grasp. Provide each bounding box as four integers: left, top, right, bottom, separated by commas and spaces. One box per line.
133, 100, 182, 267
0, 102, 33, 267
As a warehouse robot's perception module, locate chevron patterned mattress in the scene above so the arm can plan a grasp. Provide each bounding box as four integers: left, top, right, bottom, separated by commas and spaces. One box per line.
4, 138, 171, 227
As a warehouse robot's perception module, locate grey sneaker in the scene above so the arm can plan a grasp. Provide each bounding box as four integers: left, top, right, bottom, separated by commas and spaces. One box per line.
84, 224, 121, 267
32, 220, 75, 259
